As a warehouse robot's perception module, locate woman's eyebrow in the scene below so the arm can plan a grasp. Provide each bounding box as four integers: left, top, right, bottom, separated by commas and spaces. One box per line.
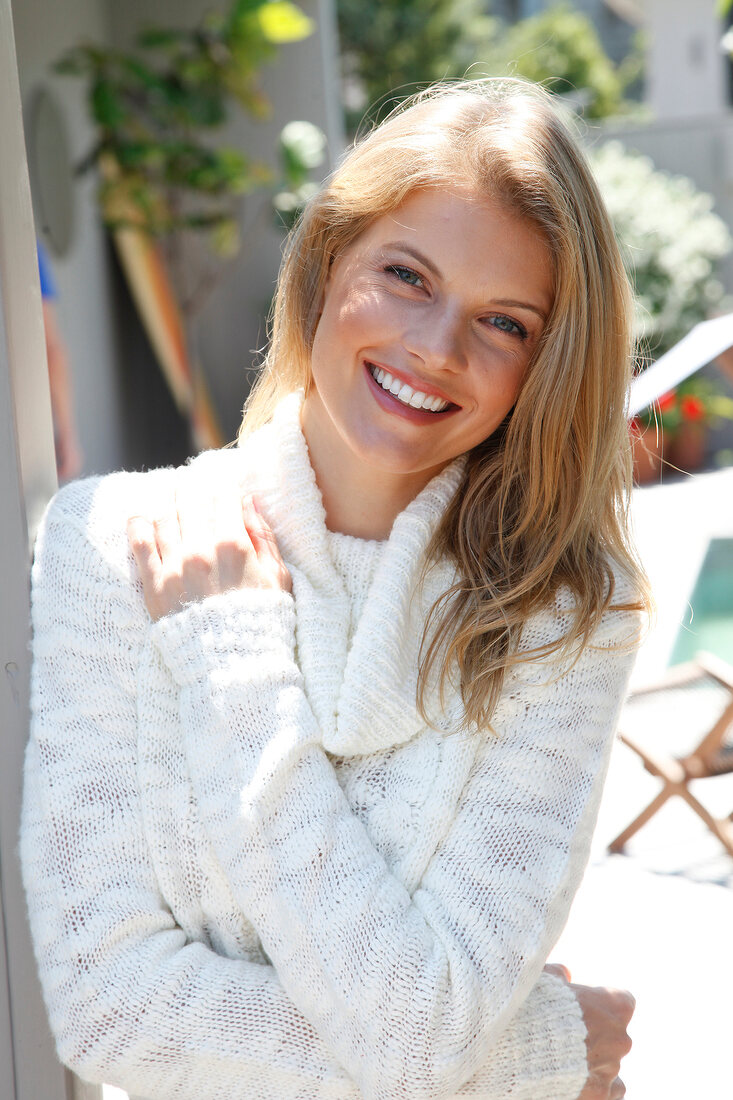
493, 298, 549, 322
386, 242, 442, 277
385, 243, 549, 322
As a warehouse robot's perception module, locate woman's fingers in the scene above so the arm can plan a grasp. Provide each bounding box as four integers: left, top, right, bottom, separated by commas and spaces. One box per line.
544, 962, 572, 983
128, 474, 291, 619
243, 495, 293, 592
153, 510, 182, 564
213, 481, 255, 591
128, 515, 166, 621
175, 471, 218, 600
574, 983, 635, 1100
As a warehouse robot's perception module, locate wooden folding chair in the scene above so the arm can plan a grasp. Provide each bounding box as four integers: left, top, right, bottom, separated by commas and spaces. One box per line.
609, 652, 733, 858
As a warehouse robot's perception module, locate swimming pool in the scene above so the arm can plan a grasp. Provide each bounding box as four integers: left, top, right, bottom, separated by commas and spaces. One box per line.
670, 537, 733, 665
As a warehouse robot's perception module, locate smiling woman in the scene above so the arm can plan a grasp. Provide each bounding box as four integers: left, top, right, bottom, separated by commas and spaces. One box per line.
302, 189, 553, 538
22, 79, 648, 1100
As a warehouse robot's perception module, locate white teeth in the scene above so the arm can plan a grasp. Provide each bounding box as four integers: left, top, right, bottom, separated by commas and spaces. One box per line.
369, 364, 449, 412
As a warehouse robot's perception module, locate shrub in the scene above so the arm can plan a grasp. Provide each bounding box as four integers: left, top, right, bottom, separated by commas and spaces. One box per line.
335, 0, 498, 132
590, 141, 733, 360
485, 3, 640, 120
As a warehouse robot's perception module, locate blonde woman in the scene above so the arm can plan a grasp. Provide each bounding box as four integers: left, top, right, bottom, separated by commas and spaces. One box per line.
22, 80, 647, 1100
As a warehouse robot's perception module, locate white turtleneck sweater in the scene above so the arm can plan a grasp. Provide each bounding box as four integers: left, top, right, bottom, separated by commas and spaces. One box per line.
21, 393, 641, 1100
326, 530, 387, 646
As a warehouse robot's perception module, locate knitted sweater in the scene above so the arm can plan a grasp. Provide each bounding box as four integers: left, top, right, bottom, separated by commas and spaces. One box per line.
21, 393, 640, 1100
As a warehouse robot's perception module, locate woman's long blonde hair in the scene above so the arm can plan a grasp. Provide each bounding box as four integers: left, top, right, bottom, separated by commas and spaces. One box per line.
240, 78, 651, 728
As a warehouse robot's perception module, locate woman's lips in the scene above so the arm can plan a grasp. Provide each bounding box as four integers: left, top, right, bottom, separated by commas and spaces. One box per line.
365, 359, 457, 406
363, 361, 460, 423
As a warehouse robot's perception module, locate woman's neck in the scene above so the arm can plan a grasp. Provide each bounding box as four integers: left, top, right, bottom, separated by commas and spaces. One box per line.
301, 399, 439, 540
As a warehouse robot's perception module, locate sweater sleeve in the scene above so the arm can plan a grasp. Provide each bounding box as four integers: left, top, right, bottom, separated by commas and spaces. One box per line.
152, 583, 639, 1100
21, 483, 592, 1100
20, 485, 361, 1099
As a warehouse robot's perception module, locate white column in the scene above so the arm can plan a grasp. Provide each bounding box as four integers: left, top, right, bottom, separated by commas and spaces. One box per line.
645, 0, 727, 119
0, 0, 100, 1097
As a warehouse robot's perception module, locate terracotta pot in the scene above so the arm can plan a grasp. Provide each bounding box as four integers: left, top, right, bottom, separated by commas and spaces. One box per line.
631, 423, 665, 484
668, 420, 708, 473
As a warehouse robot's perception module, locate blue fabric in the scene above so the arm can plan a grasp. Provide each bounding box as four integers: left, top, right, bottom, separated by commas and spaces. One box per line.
37, 241, 57, 300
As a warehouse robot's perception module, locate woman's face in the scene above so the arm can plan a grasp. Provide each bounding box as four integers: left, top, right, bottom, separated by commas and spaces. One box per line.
303, 188, 554, 489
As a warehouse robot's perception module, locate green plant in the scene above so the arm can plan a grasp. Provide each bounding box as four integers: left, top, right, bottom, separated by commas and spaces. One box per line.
57, 0, 313, 262
590, 141, 733, 361
335, 0, 498, 133
484, 3, 640, 120
635, 379, 733, 433
273, 120, 328, 230
335, 0, 641, 137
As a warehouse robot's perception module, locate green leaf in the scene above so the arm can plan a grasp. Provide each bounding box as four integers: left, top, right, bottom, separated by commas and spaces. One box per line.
710, 395, 733, 419
717, 0, 733, 17
54, 53, 88, 77
224, 70, 272, 117
120, 55, 165, 89
91, 79, 126, 129
210, 216, 241, 258
257, 2, 314, 44
55, 44, 105, 77
136, 26, 190, 50
178, 86, 228, 127
178, 57, 219, 87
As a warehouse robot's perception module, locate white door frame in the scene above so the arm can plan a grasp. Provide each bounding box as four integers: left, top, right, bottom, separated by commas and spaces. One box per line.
0, 1, 100, 1097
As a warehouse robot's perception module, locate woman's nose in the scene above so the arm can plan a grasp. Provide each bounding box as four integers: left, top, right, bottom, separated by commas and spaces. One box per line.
403, 304, 466, 372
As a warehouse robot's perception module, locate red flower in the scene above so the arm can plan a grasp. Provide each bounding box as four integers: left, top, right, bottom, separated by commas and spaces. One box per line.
658, 391, 677, 412
680, 394, 706, 421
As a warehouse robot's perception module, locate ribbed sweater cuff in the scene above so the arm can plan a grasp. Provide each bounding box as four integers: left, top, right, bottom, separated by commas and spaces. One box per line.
152, 588, 296, 688
497, 973, 588, 1100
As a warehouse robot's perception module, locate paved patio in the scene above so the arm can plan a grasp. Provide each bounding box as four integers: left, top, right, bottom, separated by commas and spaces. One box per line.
553, 466, 733, 1100
104, 468, 733, 1100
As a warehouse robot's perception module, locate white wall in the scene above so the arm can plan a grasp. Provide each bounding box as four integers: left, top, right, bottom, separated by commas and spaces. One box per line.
109, 0, 345, 443
644, 0, 727, 119
12, 0, 344, 466
12, 0, 129, 475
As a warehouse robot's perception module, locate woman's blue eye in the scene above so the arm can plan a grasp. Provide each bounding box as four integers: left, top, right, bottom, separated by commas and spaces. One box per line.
386, 264, 423, 287
489, 314, 527, 339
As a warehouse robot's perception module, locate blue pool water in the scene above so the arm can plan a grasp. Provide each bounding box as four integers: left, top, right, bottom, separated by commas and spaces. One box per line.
670, 538, 733, 665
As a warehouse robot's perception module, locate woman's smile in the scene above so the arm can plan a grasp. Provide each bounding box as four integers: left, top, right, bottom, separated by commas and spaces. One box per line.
363, 359, 460, 421
301, 187, 553, 535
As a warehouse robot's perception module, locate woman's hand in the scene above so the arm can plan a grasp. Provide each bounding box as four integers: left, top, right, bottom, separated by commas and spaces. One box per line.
544, 965, 634, 1100
127, 474, 292, 621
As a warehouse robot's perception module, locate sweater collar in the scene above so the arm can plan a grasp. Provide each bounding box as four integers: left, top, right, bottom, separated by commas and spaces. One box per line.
238, 392, 466, 756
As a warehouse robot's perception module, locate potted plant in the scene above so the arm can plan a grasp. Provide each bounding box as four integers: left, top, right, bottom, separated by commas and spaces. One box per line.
591, 141, 733, 482
631, 379, 733, 482
56, 0, 315, 447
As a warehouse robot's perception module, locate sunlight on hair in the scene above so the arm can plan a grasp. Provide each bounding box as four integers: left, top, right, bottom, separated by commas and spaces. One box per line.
239, 77, 652, 728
